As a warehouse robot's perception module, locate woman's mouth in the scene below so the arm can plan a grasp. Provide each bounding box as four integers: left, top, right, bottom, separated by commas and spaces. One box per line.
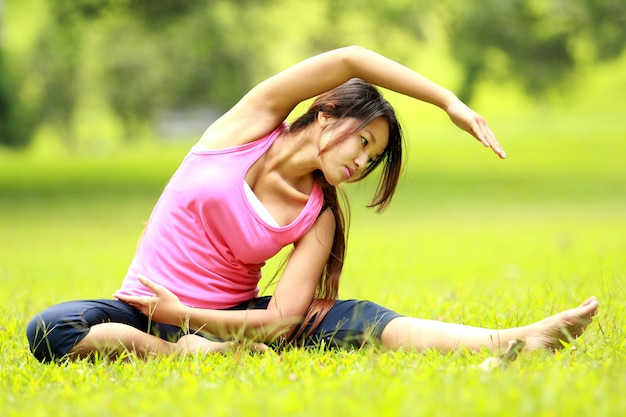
345, 167, 354, 179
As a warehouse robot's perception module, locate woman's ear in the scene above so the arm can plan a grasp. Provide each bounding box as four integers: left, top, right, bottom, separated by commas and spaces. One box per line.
317, 111, 335, 128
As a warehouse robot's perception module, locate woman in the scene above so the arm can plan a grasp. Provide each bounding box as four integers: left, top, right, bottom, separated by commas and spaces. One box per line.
27, 46, 598, 362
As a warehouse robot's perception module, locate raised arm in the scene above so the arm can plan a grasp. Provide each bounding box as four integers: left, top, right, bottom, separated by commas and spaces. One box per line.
202, 46, 505, 158
115, 209, 336, 342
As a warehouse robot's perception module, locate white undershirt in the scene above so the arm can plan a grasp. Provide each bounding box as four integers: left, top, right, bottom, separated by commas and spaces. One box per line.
243, 181, 280, 227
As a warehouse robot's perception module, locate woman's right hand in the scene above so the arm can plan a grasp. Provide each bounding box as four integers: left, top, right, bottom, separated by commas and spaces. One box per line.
445, 99, 507, 159
115, 275, 189, 326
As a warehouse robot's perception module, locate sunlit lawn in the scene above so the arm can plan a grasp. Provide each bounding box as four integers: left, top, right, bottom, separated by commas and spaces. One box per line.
1, 99, 625, 416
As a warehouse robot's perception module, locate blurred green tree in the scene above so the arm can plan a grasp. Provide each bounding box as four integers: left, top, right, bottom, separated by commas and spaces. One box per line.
443, 0, 626, 103
29, 3, 82, 149
23, 0, 272, 144
581, 0, 626, 61
303, 0, 625, 103
0, 51, 35, 148
0, 0, 35, 148
98, 0, 269, 140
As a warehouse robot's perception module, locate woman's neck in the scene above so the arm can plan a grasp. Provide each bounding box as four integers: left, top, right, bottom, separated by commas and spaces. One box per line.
264, 126, 321, 186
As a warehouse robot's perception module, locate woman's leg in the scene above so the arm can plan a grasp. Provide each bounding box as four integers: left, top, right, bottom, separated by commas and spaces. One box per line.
70, 322, 178, 359
298, 299, 403, 349
26, 299, 185, 362
380, 296, 599, 352
72, 324, 255, 358
27, 299, 251, 361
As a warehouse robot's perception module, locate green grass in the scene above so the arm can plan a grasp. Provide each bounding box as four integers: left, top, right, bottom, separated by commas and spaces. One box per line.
2, 108, 626, 416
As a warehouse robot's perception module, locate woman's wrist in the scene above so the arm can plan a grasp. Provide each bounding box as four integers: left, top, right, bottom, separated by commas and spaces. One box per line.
440, 90, 460, 112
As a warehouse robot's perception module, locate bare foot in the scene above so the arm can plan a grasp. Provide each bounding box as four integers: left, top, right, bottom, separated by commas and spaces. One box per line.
176, 334, 268, 355
525, 296, 599, 351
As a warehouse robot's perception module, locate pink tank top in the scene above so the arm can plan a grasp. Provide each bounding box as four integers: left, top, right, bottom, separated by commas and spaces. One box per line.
117, 124, 324, 309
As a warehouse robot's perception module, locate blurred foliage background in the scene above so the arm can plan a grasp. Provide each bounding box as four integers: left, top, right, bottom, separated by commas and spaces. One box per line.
0, 0, 625, 151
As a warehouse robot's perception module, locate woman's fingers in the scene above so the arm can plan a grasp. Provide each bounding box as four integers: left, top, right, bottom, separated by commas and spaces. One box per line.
114, 292, 134, 303
137, 274, 162, 293
115, 293, 157, 308
447, 100, 506, 159
471, 120, 506, 159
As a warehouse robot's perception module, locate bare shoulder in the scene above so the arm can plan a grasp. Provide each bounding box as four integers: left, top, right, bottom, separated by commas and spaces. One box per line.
297, 209, 336, 251
198, 104, 284, 150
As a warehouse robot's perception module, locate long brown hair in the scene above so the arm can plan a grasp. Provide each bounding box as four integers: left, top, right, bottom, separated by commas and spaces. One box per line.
288, 78, 404, 341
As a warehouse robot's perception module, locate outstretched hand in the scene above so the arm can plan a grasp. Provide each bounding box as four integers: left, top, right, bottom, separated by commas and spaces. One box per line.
446, 99, 506, 159
115, 275, 188, 326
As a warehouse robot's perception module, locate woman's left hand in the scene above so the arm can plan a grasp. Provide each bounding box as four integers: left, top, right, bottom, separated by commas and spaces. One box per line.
115, 275, 188, 326
446, 99, 507, 159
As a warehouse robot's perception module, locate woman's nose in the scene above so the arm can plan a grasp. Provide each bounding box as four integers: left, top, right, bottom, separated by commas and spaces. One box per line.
355, 152, 368, 169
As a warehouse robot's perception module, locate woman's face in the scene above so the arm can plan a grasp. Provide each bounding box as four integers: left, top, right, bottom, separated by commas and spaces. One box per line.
319, 116, 389, 186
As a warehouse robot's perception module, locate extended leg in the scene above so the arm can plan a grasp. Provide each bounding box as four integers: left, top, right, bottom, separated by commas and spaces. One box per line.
380, 296, 599, 352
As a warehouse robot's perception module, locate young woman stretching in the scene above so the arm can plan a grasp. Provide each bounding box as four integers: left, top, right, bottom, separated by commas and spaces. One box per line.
27, 46, 598, 362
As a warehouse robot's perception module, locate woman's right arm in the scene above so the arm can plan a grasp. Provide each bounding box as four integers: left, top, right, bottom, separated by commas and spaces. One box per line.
200, 46, 505, 158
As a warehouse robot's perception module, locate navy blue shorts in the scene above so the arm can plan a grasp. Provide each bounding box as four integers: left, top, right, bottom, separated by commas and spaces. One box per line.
26, 297, 401, 362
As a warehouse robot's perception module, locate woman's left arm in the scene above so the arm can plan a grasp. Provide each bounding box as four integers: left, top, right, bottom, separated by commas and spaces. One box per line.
115, 210, 336, 342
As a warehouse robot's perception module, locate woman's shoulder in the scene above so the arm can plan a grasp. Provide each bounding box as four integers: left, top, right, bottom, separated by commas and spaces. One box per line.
197, 106, 286, 150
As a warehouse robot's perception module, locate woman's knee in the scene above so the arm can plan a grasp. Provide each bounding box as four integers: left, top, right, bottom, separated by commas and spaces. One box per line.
26, 310, 76, 363
25, 300, 114, 363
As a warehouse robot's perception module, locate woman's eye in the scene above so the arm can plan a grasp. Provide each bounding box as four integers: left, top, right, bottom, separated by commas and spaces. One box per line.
361, 136, 369, 146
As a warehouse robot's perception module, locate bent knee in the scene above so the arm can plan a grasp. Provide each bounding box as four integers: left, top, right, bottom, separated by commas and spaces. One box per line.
26, 313, 87, 363
26, 315, 62, 362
